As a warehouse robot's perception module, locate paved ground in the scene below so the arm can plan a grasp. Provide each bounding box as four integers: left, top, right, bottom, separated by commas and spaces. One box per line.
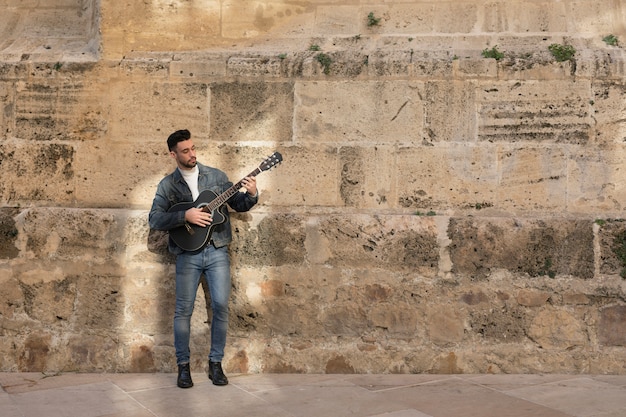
2, 372, 626, 417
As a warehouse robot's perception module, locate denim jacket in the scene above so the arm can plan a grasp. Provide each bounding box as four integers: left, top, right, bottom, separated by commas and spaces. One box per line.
148, 162, 257, 254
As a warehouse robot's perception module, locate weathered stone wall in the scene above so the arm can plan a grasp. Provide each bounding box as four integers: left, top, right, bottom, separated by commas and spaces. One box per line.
1, 0, 626, 374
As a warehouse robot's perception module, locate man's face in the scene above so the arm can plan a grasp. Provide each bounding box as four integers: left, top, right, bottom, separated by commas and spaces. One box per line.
171, 139, 197, 170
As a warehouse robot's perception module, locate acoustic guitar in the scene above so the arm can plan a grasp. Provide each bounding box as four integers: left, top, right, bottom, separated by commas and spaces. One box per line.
167, 152, 283, 251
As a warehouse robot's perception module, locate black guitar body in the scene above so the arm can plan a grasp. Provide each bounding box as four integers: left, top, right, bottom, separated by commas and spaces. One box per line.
168, 190, 228, 252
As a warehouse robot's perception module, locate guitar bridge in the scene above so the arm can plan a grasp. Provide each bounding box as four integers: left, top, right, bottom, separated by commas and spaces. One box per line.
185, 223, 195, 235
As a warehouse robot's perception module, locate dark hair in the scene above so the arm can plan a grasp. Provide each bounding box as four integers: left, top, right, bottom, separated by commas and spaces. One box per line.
167, 129, 191, 151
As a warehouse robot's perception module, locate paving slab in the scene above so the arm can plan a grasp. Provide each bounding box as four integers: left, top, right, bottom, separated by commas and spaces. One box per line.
2, 373, 626, 417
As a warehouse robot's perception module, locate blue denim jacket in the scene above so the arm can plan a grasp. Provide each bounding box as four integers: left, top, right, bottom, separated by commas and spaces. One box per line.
149, 162, 257, 254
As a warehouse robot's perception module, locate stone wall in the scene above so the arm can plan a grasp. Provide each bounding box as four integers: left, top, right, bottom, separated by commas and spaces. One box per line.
1, 0, 626, 374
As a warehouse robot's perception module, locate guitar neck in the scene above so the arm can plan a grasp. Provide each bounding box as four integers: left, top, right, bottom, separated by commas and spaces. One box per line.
204, 167, 261, 212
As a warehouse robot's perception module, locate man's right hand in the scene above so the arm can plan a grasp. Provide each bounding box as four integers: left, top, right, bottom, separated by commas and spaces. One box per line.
185, 208, 212, 227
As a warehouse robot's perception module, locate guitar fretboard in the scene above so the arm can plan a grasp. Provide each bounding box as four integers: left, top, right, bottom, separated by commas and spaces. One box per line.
203, 167, 262, 213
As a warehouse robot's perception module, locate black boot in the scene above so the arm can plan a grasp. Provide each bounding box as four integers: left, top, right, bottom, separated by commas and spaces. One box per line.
208, 361, 228, 386
177, 363, 193, 388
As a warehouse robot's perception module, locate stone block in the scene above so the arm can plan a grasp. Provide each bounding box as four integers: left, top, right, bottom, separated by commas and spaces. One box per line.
598, 220, 626, 276
129, 342, 156, 373
230, 213, 307, 267
568, 0, 623, 35
454, 58, 499, 79
599, 305, 626, 346
411, 54, 454, 79
0, 82, 14, 139
262, 144, 340, 207
315, 50, 368, 78
170, 54, 227, 79
338, 145, 396, 209
74, 140, 173, 208
459, 290, 490, 306
0, 142, 76, 204
432, 2, 478, 34
222, 0, 313, 39
106, 80, 209, 143
563, 293, 590, 305
264, 298, 322, 336
294, 80, 424, 143
469, 305, 528, 343
101, 0, 220, 52
371, 302, 420, 335
16, 266, 76, 326
0, 208, 19, 259
13, 74, 106, 141
17, 208, 126, 262
118, 57, 170, 79
316, 214, 440, 275
17, 333, 51, 372
209, 81, 294, 142
477, 80, 592, 143
517, 289, 551, 307
325, 355, 355, 373
18, 9, 89, 38
0, 62, 29, 80
66, 333, 120, 372
593, 81, 626, 144
505, 2, 568, 33
367, 50, 413, 77
497, 145, 568, 212
428, 307, 465, 344
315, 6, 361, 35
0, 0, 96, 61
396, 144, 498, 210
449, 217, 595, 279
227, 56, 285, 78
322, 304, 370, 336
528, 308, 587, 349
481, 2, 508, 33
568, 145, 626, 214
375, 4, 435, 34
121, 265, 175, 335
423, 80, 477, 142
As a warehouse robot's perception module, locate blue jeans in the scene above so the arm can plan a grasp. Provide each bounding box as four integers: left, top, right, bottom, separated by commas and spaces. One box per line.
174, 244, 231, 365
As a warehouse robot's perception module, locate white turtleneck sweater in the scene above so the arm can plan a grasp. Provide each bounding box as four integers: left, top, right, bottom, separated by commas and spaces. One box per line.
179, 166, 200, 201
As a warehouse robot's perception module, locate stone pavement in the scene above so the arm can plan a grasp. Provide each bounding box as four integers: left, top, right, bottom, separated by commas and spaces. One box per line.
2, 372, 626, 417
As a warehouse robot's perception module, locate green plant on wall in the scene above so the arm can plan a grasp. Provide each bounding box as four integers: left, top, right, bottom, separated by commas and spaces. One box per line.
316, 53, 332, 74
481, 46, 504, 61
548, 43, 576, 62
539, 258, 557, 278
367, 12, 381, 27
602, 34, 619, 46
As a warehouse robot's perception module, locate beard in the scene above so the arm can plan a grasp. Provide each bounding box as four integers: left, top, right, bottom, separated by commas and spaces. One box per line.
179, 157, 197, 169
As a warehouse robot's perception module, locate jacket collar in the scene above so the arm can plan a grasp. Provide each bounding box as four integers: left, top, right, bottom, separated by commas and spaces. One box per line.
172, 162, 206, 182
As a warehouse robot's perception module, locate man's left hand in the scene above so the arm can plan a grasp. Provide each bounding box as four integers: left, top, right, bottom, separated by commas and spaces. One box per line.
242, 176, 257, 197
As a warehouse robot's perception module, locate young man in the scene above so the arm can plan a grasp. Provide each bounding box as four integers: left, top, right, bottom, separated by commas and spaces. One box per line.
149, 129, 258, 388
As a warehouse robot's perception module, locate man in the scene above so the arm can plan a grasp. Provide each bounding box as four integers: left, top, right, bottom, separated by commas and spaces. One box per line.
149, 129, 258, 388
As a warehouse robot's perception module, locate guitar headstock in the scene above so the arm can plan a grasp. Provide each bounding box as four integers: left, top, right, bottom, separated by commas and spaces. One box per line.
259, 151, 283, 171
